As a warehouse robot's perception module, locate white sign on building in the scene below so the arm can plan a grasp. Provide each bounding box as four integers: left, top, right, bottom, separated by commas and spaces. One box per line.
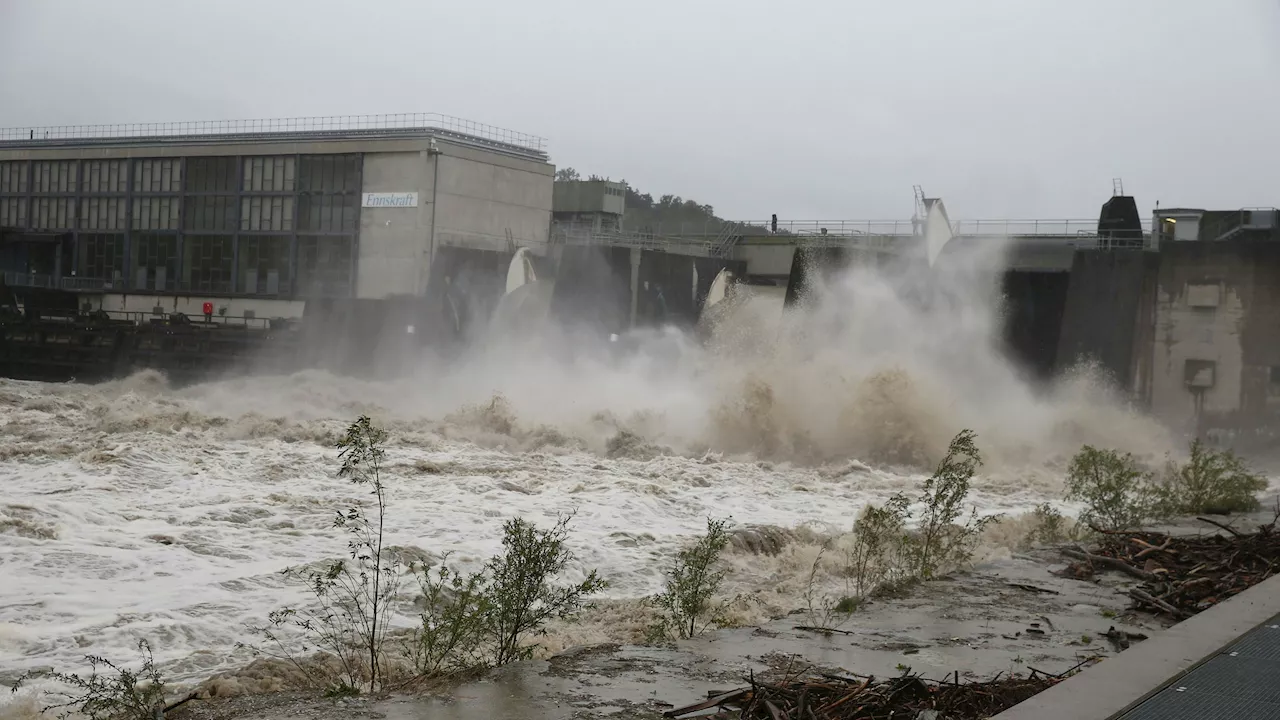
362, 192, 419, 208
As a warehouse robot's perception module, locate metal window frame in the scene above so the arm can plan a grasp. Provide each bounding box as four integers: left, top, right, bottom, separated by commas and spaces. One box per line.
2, 151, 362, 299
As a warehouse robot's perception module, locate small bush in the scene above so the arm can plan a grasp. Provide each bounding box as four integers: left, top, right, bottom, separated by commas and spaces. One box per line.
909, 430, 1001, 578
12, 639, 165, 720
844, 494, 911, 598
652, 517, 733, 639
404, 554, 490, 677
1064, 445, 1156, 531
1028, 502, 1086, 545
1155, 439, 1267, 515
484, 513, 607, 665
801, 547, 852, 632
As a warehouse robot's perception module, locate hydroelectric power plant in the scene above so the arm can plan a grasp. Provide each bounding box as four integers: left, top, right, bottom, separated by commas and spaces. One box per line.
1, 114, 1278, 446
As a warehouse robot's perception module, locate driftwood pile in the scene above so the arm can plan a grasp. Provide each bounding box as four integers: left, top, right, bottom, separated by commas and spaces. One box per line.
664, 666, 1079, 720
1057, 515, 1280, 621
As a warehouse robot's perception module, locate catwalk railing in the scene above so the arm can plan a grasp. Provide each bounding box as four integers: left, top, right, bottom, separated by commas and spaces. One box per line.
628, 218, 1156, 238
0, 113, 547, 153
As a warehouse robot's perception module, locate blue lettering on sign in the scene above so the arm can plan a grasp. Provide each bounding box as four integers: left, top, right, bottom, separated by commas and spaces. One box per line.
363, 193, 418, 208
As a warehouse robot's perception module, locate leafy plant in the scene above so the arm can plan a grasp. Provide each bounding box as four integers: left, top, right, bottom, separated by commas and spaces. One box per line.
844, 494, 911, 598
909, 430, 1001, 578
11, 639, 165, 720
652, 517, 733, 639
1028, 502, 1085, 545
242, 415, 401, 694
483, 513, 607, 665
1064, 446, 1157, 531
1155, 439, 1267, 515
801, 547, 853, 632
404, 554, 490, 677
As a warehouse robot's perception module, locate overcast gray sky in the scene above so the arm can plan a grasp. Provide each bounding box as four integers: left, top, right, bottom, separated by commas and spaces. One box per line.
2, 0, 1277, 221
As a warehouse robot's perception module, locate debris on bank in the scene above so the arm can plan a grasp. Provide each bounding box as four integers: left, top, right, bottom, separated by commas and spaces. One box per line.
663, 663, 1087, 720
1057, 513, 1280, 621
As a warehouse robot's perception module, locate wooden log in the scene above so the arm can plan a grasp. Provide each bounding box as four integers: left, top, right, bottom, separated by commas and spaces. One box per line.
1062, 547, 1157, 581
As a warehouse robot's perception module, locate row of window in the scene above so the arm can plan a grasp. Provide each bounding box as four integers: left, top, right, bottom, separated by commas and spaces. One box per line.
0, 190, 359, 232
0, 155, 362, 196
75, 233, 352, 297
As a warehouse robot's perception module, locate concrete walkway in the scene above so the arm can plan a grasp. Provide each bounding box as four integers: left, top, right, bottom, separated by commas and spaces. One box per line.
993, 573, 1280, 719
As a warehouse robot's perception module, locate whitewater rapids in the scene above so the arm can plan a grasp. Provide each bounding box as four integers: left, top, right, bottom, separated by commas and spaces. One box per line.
0, 247, 1187, 715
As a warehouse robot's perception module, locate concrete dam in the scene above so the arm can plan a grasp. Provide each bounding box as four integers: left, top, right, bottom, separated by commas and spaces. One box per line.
1, 114, 1277, 444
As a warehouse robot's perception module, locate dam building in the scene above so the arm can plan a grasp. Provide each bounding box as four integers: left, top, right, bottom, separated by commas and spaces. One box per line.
0, 114, 554, 320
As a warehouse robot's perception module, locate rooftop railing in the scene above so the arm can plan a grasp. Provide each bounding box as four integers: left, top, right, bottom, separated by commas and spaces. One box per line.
0, 113, 547, 153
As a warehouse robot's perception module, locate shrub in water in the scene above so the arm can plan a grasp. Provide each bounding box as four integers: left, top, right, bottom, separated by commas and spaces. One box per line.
652, 517, 733, 639
12, 639, 165, 720
909, 429, 1001, 579
1064, 445, 1157, 531
483, 513, 607, 665
1155, 439, 1267, 516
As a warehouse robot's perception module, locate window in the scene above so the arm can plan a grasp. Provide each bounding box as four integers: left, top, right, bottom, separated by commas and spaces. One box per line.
184, 157, 237, 193
298, 155, 360, 193
296, 235, 352, 296
242, 156, 295, 192
298, 193, 357, 232
80, 197, 127, 231
77, 234, 125, 282
184, 195, 237, 231
32, 161, 77, 193
81, 160, 127, 194
32, 197, 76, 229
133, 159, 182, 193
0, 197, 25, 227
182, 235, 233, 292
132, 196, 180, 230
1270, 367, 1280, 398
132, 234, 178, 292
238, 236, 291, 295
0, 161, 28, 193
240, 196, 294, 231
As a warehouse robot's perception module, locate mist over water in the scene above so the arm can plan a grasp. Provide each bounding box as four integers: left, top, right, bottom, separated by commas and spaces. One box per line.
0, 240, 1178, 715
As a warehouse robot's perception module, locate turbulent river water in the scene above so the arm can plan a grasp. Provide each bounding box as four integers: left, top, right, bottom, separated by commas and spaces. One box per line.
0, 257, 1187, 717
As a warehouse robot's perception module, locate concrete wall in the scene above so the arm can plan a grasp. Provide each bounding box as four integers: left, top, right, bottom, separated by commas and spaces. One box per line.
1147, 241, 1280, 442
95, 293, 305, 320
357, 141, 552, 300
1054, 250, 1158, 391
432, 145, 553, 253
733, 242, 795, 278
357, 151, 434, 298
552, 180, 625, 215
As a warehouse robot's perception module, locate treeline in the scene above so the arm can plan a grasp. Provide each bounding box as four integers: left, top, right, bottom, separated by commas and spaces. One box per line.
555, 166, 726, 233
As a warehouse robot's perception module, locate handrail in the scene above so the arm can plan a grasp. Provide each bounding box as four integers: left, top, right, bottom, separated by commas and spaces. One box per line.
0, 113, 547, 153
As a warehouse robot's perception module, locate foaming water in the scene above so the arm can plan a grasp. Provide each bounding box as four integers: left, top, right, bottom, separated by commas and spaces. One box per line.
1, 245, 1182, 714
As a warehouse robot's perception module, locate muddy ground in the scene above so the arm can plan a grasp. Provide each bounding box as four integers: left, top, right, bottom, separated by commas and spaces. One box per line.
166, 545, 1176, 720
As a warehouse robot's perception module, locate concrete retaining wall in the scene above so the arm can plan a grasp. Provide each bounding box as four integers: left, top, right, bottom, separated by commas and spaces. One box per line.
1054, 250, 1158, 391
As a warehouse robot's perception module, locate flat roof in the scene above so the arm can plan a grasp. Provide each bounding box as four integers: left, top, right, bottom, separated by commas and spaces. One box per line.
0, 113, 549, 161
